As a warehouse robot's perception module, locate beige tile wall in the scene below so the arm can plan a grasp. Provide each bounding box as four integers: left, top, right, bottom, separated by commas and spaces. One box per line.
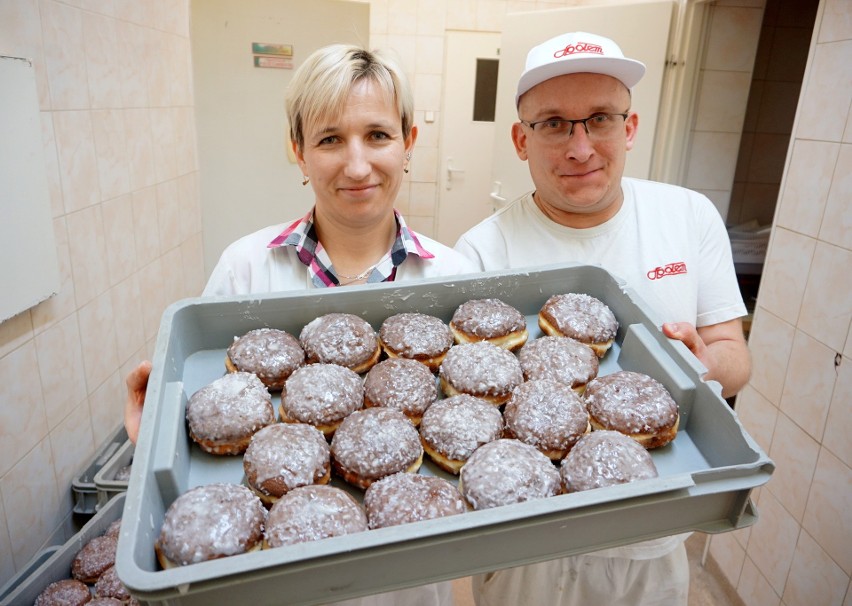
686, 1, 765, 221
711, 1, 852, 605
0, 0, 203, 581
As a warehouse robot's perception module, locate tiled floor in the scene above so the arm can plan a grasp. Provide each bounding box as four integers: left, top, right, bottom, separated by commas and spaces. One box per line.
451, 533, 744, 605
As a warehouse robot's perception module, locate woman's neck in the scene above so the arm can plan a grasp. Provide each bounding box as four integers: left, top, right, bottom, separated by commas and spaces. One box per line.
313, 209, 397, 282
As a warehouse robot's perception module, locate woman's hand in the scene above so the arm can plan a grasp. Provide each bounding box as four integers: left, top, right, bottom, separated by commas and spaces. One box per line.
125, 360, 152, 444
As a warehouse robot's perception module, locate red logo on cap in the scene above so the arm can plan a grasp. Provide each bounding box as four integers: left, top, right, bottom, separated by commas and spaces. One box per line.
554, 42, 604, 58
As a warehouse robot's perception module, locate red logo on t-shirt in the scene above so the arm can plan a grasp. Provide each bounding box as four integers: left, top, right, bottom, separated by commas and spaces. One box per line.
647, 262, 687, 280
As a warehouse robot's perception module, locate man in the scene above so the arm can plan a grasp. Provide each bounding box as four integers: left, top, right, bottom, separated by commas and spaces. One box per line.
454, 31, 751, 605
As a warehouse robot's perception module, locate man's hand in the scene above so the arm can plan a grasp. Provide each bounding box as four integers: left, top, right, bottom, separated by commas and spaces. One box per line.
662, 319, 751, 398
125, 360, 152, 444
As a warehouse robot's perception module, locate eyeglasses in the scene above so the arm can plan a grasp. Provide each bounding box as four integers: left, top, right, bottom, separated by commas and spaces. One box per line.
519, 111, 629, 141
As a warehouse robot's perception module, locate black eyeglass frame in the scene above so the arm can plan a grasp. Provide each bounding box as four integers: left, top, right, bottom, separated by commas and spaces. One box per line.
518, 112, 630, 137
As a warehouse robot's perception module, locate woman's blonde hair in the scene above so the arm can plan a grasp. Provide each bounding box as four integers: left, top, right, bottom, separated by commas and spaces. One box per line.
286, 44, 414, 151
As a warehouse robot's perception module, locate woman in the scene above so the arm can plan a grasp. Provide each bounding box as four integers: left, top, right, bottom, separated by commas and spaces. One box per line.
125, 44, 477, 606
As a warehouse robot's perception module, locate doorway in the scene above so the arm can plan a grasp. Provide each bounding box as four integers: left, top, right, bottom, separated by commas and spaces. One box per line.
435, 31, 500, 247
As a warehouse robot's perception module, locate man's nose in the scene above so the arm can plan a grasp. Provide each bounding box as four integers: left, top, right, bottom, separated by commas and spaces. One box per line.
563, 125, 595, 162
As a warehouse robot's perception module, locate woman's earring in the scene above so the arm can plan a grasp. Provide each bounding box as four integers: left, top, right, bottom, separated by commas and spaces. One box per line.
404, 152, 411, 174
302, 175, 310, 186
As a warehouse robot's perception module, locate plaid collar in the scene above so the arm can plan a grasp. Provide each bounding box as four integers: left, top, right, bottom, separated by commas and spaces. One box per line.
267, 209, 435, 288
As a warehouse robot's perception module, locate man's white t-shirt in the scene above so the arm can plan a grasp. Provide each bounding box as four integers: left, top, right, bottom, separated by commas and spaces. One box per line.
455, 177, 746, 561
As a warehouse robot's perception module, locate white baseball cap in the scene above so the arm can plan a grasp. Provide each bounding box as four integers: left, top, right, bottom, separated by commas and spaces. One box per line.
516, 32, 646, 106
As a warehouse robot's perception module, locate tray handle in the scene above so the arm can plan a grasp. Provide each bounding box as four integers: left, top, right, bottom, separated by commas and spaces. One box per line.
150, 381, 189, 504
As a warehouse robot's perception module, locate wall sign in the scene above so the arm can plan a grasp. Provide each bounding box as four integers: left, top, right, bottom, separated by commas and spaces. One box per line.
252, 42, 293, 69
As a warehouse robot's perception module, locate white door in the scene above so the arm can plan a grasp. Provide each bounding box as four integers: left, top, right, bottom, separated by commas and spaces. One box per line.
490, 2, 676, 209
436, 31, 501, 246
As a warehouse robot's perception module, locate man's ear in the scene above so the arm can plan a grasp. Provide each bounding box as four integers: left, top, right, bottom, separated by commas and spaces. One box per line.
511, 122, 529, 161
625, 112, 639, 152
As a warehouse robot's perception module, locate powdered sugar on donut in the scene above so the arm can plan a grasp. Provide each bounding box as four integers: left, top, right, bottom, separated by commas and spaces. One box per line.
561, 430, 658, 492
243, 423, 330, 492
503, 379, 589, 453
364, 358, 437, 418
379, 313, 453, 358
281, 363, 364, 426
157, 483, 266, 565
331, 408, 423, 483
439, 341, 523, 398
518, 336, 599, 388
227, 328, 304, 385
264, 485, 367, 547
584, 370, 678, 434
364, 473, 466, 529
540, 293, 618, 342
420, 394, 503, 462
460, 439, 561, 510
300, 313, 378, 368
450, 298, 526, 339
186, 372, 274, 443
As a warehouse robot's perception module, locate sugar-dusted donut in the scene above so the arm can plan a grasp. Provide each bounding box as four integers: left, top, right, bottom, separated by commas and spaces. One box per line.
279, 363, 364, 437
155, 483, 266, 568
225, 327, 305, 390
330, 407, 423, 490
363, 357, 437, 426
459, 439, 561, 510
503, 379, 590, 461
34, 579, 92, 606
450, 298, 528, 351
379, 312, 454, 372
584, 370, 680, 449
561, 430, 658, 493
185, 372, 275, 455
517, 335, 599, 393
419, 394, 504, 474
364, 472, 467, 529
72, 534, 117, 583
439, 341, 523, 405
538, 293, 618, 357
243, 422, 331, 505
299, 312, 380, 373
264, 485, 367, 548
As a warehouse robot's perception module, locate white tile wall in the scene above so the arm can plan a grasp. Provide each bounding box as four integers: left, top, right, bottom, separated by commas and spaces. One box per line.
0, 0, 201, 576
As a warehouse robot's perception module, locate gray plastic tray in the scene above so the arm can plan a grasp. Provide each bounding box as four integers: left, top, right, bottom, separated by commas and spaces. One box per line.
71, 424, 127, 515
0, 545, 60, 602
117, 264, 774, 605
94, 439, 134, 510
0, 494, 125, 606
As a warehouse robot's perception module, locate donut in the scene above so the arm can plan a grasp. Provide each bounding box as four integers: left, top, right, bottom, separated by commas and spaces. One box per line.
72, 534, 117, 583
330, 407, 423, 490
243, 422, 331, 505
419, 394, 504, 474
364, 472, 467, 529
279, 363, 364, 437
104, 518, 122, 539
561, 430, 658, 493
538, 293, 618, 357
363, 358, 437, 425
34, 579, 91, 606
438, 341, 523, 405
94, 566, 132, 602
459, 439, 561, 510
299, 312, 380, 373
502, 379, 591, 461
584, 370, 680, 449
517, 335, 599, 393
155, 483, 266, 568
264, 485, 367, 548
449, 298, 528, 351
185, 372, 275, 455
225, 327, 305, 390
379, 312, 454, 371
